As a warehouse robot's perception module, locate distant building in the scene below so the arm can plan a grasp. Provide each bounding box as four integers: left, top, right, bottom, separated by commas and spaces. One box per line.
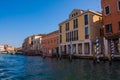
15, 47, 22, 52
4, 45, 14, 52
101, 0, 120, 55
22, 34, 46, 54
22, 36, 32, 52
0, 45, 5, 52
0, 44, 14, 53
41, 30, 59, 56
31, 34, 46, 51
59, 9, 102, 56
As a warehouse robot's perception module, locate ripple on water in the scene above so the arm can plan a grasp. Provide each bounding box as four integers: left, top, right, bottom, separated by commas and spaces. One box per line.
0, 54, 120, 80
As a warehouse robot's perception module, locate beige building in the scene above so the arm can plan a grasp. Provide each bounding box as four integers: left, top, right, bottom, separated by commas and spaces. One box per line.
59, 9, 102, 56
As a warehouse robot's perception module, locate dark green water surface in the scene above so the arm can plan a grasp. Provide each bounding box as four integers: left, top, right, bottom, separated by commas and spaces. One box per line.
0, 54, 120, 80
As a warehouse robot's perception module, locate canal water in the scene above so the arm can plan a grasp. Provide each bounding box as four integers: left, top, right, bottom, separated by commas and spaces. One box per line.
0, 54, 120, 80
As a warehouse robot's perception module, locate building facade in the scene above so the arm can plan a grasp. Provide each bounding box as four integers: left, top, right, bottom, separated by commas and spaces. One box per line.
59, 9, 102, 56
101, 0, 120, 55
41, 30, 59, 56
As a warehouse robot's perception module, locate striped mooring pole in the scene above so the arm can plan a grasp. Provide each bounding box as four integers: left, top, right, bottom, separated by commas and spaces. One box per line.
110, 39, 114, 59
96, 37, 100, 63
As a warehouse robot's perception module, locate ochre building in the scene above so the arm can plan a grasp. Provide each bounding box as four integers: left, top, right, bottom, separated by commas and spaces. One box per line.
59, 9, 102, 56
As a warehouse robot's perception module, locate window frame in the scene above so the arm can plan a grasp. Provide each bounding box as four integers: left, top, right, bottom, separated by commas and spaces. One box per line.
66, 22, 69, 31
105, 24, 113, 33
118, 0, 120, 11
118, 21, 120, 31
104, 5, 110, 15
60, 26, 62, 33
84, 14, 88, 25
73, 19, 78, 29
85, 27, 89, 39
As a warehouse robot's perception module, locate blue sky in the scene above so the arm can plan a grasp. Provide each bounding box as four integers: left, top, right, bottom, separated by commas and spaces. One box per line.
0, 0, 101, 47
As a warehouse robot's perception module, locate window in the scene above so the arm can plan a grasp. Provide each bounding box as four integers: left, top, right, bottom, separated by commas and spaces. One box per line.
100, 28, 104, 37
72, 31, 74, 41
85, 27, 89, 39
57, 39, 59, 44
84, 15, 88, 25
72, 15, 73, 17
105, 6, 110, 15
118, 0, 120, 11
119, 21, 120, 31
73, 31, 75, 41
68, 32, 70, 42
76, 30, 78, 40
54, 40, 56, 43
73, 20, 75, 28
60, 35, 62, 43
73, 19, 78, 29
66, 33, 67, 42
66, 22, 69, 31
60, 26, 62, 33
76, 12, 78, 16
70, 32, 72, 41
105, 24, 112, 33
76, 19, 78, 28
66, 33, 69, 42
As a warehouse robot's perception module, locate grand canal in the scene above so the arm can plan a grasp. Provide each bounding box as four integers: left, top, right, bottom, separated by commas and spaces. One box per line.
0, 54, 120, 80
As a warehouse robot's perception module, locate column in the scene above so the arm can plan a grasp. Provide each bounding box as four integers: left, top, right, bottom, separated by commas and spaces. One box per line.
59, 45, 61, 55
62, 45, 64, 53
66, 45, 69, 54
119, 37, 120, 43
119, 37, 120, 53
76, 43, 79, 54
82, 43, 85, 55
89, 42, 92, 55
70, 41, 73, 54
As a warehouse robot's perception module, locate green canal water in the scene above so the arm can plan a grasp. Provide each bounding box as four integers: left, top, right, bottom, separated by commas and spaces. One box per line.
0, 53, 120, 80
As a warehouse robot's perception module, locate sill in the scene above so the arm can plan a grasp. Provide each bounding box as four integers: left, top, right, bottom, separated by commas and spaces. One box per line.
118, 10, 120, 12
104, 13, 111, 16
105, 32, 113, 35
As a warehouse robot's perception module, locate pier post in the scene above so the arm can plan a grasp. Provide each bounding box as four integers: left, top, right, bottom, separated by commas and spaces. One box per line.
96, 37, 100, 63
69, 41, 73, 62
59, 45, 62, 60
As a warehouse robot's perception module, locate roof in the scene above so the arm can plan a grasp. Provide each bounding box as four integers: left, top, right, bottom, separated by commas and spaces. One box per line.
42, 30, 59, 38
59, 9, 102, 25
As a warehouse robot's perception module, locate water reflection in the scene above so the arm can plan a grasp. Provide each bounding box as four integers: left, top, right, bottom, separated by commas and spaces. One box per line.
0, 54, 120, 80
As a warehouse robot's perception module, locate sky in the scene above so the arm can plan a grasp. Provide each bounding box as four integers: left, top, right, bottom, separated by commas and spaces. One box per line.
0, 0, 101, 47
